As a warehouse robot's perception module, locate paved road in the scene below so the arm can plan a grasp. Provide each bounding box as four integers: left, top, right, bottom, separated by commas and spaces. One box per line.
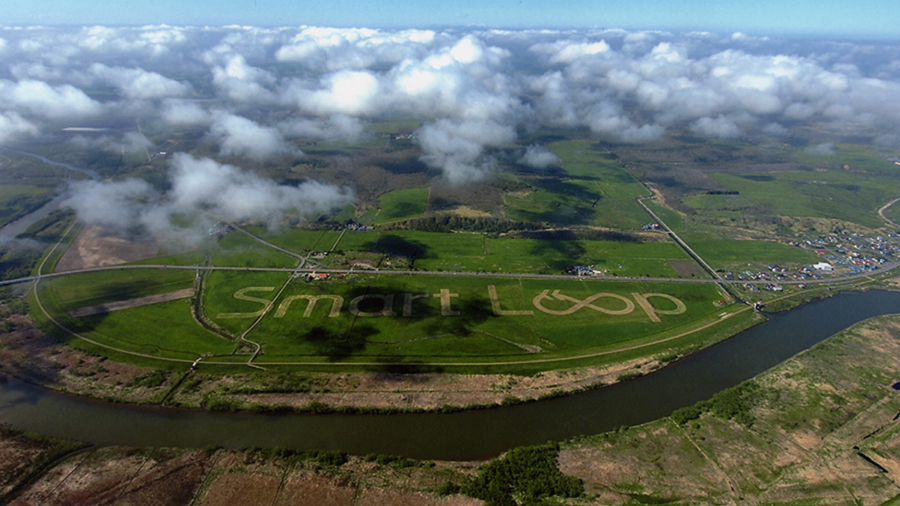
3, 259, 894, 287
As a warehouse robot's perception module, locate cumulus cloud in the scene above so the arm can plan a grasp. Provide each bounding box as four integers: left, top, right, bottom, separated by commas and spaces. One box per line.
275, 27, 437, 71
166, 154, 352, 223
418, 119, 516, 185
210, 112, 295, 159
805, 142, 836, 155
0, 112, 38, 143
161, 99, 211, 126
279, 114, 366, 142
519, 145, 561, 169
0, 79, 102, 119
286, 70, 382, 116
66, 178, 158, 231
69, 131, 153, 155
210, 54, 277, 103
691, 116, 742, 139
3, 26, 900, 194
67, 154, 353, 242
90, 64, 190, 99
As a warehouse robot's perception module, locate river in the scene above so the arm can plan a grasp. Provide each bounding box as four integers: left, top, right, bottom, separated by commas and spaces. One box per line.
1, 289, 898, 460
0, 148, 99, 241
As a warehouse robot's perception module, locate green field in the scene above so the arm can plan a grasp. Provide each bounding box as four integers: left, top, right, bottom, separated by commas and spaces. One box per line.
76, 300, 238, 360
326, 229, 688, 276
680, 236, 818, 269
504, 139, 649, 229
34, 266, 739, 370
40, 269, 195, 312
708, 168, 900, 229
204, 273, 729, 364
792, 143, 900, 175
209, 231, 298, 268
362, 187, 430, 224
245, 227, 344, 253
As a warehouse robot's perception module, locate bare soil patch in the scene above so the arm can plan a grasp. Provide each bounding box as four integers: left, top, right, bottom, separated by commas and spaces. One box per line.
56, 225, 160, 272
668, 259, 706, 278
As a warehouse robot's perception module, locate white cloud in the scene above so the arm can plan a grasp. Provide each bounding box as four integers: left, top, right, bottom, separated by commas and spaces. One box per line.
279, 114, 365, 142
210, 54, 277, 103
418, 119, 516, 185
161, 99, 211, 126
0, 79, 102, 119
69, 131, 153, 154
519, 145, 560, 169
301, 70, 382, 116
0, 112, 38, 143
691, 116, 742, 139
210, 112, 295, 160
67, 154, 353, 242
90, 64, 190, 99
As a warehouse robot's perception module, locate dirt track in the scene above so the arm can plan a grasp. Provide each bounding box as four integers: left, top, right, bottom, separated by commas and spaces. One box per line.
68, 288, 195, 318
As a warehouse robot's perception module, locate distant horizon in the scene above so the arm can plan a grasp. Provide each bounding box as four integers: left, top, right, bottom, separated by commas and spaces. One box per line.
3, 0, 898, 41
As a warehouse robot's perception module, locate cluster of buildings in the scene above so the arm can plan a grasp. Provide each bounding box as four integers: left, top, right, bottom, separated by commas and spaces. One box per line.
801, 232, 899, 274
346, 221, 374, 231
564, 264, 609, 276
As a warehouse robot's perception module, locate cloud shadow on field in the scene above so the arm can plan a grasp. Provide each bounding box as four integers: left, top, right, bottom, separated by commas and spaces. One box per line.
375, 156, 429, 175
362, 234, 431, 266
523, 229, 588, 271
300, 324, 377, 361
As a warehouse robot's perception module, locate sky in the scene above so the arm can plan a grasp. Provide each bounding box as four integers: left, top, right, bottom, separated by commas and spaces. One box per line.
4, 0, 899, 39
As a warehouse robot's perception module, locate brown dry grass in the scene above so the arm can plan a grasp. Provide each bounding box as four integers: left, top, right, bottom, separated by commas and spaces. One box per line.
10, 448, 210, 506
175, 356, 662, 412
559, 315, 900, 505
56, 225, 160, 272
0, 312, 167, 403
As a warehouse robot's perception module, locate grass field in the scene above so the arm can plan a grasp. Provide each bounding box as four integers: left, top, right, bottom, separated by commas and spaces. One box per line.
708, 167, 900, 229
361, 187, 430, 224
219, 274, 729, 364
244, 227, 344, 253
643, 200, 683, 231
504, 139, 649, 229
209, 231, 298, 268
40, 269, 196, 312
792, 143, 900, 174
75, 299, 238, 359
35, 266, 738, 370
325, 229, 689, 276
680, 236, 819, 269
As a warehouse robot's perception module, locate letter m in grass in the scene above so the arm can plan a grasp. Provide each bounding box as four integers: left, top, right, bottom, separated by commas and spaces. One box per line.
275, 295, 344, 318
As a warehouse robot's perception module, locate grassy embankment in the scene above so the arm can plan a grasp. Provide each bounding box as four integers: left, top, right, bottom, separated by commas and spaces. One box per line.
3, 312, 899, 505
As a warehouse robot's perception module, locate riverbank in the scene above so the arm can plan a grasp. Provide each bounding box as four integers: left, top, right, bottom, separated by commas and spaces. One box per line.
1, 287, 766, 413
0, 304, 699, 411
0, 277, 884, 415
2, 311, 899, 505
